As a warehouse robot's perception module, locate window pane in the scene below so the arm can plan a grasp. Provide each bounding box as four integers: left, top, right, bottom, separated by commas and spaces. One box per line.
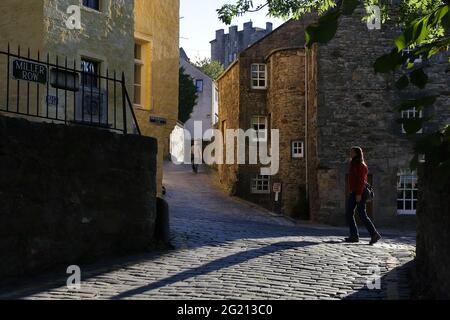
405, 201, 412, 210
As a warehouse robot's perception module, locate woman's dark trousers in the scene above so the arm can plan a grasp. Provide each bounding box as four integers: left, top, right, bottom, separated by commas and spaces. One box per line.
346, 192, 378, 239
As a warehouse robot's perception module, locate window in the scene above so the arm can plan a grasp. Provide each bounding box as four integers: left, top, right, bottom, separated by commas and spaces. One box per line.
215, 87, 219, 102
83, 0, 100, 11
196, 79, 204, 93
81, 58, 100, 88
134, 43, 143, 106
251, 175, 270, 194
251, 64, 267, 89
397, 170, 418, 215
251, 115, 267, 142
401, 107, 423, 134
292, 141, 304, 158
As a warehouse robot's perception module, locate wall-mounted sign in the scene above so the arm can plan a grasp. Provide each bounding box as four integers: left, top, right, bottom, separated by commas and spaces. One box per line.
150, 116, 167, 126
46, 95, 58, 106
50, 68, 80, 92
273, 183, 282, 202
273, 183, 282, 193
12, 59, 47, 84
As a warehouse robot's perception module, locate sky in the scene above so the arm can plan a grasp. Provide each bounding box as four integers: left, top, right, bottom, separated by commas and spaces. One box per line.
180, 0, 286, 62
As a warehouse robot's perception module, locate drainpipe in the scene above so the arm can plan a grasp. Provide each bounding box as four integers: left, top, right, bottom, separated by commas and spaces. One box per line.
304, 48, 309, 203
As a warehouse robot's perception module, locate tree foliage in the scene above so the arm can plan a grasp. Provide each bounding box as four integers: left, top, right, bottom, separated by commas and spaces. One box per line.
193, 58, 225, 80
179, 67, 198, 124
218, 0, 450, 175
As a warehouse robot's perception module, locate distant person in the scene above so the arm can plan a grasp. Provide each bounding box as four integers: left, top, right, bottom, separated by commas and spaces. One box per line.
345, 146, 381, 245
191, 142, 202, 174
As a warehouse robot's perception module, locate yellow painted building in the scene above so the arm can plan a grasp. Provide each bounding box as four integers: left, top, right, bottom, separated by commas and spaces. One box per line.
0, 0, 180, 194
134, 0, 180, 194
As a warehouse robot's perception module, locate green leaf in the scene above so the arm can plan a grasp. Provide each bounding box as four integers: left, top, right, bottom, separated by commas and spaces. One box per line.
342, 0, 360, 15
442, 7, 450, 30
398, 118, 425, 135
306, 11, 340, 47
374, 48, 406, 73
410, 68, 429, 89
395, 75, 410, 90
415, 132, 443, 154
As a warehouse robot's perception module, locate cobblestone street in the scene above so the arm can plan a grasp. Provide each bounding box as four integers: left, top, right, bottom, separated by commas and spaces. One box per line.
0, 163, 416, 300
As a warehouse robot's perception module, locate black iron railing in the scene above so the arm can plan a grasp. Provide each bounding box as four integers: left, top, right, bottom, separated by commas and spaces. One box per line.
0, 44, 141, 135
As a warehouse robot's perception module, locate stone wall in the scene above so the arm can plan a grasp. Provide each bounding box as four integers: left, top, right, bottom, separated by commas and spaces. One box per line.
0, 115, 157, 279
414, 146, 450, 299
217, 62, 240, 195
312, 7, 416, 227
267, 48, 307, 217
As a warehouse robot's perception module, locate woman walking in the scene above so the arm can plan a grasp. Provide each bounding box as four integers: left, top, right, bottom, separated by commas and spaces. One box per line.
345, 147, 381, 245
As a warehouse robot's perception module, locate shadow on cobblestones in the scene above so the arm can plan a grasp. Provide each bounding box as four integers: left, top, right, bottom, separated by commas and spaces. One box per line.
0, 249, 174, 299
112, 241, 318, 300
344, 261, 415, 300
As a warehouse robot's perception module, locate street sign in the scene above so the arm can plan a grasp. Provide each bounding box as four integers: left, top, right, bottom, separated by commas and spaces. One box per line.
46, 95, 58, 106
273, 183, 282, 202
273, 183, 282, 193
12, 59, 47, 84
150, 116, 167, 125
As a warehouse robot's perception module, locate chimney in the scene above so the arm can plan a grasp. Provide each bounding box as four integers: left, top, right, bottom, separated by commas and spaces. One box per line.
216, 29, 224, 39
244, 21, 253, 30
229, 25, 238, 35
266, 22, 273, 32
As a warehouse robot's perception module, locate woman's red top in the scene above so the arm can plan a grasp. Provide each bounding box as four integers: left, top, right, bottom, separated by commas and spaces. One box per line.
349, 161, 368, 196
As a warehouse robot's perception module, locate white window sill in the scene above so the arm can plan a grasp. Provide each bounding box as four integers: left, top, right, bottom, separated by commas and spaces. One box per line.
397, 210, 417, 216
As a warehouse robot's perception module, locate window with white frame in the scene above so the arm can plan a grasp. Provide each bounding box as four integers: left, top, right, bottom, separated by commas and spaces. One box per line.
292, 140, 304, 158
251, 175, 270, 194
251, 115, 267, 142
251, 64, 267, 89
397, 170, 418, 215
401, 107, 423, 134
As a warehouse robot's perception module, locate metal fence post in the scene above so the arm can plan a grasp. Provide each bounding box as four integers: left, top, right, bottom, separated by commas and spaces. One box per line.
121, 72, 128, 135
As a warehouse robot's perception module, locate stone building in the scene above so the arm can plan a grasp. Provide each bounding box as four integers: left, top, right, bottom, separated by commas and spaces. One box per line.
0, 0, 180, 195
217, 18, 314, 218
211, 21, 273, 68
217, 9, 450, 228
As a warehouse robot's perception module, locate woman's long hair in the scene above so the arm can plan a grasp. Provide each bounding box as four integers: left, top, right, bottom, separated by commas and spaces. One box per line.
351, 146, 366, 165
